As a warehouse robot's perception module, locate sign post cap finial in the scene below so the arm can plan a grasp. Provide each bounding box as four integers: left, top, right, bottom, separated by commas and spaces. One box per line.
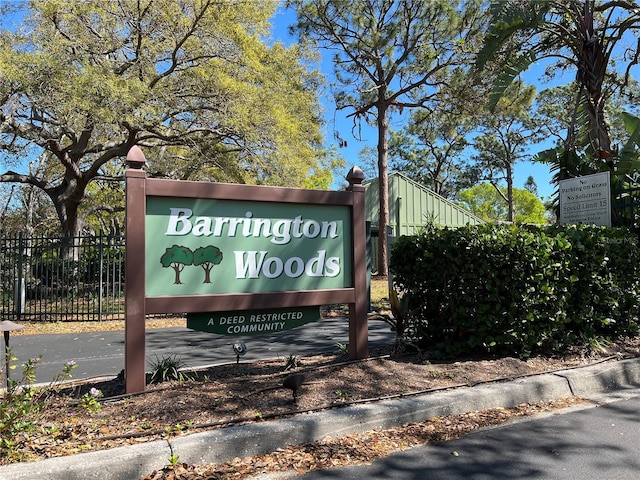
346, 166, 365, 186
126, 146, 147, 169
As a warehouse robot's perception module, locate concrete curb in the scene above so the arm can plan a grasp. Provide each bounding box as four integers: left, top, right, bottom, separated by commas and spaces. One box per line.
2, 357, 639, 480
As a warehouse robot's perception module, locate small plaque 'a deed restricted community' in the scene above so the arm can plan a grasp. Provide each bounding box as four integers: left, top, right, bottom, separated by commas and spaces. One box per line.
187, 306, 320, 336
559, 172, 611, 227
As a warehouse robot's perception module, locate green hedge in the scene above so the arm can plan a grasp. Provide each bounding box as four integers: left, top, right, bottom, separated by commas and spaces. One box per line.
390, 224, 640, 357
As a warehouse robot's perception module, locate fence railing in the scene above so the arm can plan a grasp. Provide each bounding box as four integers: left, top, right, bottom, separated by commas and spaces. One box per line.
613, 185, 640, 234
0, 233, 125, 322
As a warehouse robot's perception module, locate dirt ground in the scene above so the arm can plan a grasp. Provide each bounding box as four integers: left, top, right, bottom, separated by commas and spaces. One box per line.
4, 334, 640, 479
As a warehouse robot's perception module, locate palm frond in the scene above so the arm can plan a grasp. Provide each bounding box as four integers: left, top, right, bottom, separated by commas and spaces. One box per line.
572, 95, 594, 153
477, 1, 553, 112
532, 147, 561, 166
487, 50, 537, 112
615, 111, 640, 177
621, 111, 640, 152
476, 0, 550, 70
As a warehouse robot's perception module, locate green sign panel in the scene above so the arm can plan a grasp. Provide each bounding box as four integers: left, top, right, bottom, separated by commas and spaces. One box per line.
145, 197, 353, 297
187, 306, 321, 336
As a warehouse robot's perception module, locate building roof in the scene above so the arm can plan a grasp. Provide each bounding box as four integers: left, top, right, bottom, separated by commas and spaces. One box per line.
364, 172, 483, 235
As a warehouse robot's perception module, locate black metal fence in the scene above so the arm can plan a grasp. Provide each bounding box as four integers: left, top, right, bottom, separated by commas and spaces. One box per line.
613, 185, 640, 234
0, 233, 125, 322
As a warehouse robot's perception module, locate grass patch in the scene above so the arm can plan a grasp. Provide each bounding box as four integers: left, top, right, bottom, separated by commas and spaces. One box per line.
12, 318, 186, 336
370, 276, 390, 311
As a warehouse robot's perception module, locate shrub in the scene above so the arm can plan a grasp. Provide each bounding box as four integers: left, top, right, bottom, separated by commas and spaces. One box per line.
79, 387, 103, 413
390, 224, 640, 357
148, 354, 192, 384
0, 354, 77, 460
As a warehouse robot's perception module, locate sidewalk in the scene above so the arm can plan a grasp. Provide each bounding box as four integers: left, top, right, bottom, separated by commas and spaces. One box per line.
2, 356, 639, 480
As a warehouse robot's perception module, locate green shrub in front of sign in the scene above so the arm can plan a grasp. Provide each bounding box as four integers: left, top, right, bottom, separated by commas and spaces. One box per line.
148, 354, 193, 385
390, 223, 640, 358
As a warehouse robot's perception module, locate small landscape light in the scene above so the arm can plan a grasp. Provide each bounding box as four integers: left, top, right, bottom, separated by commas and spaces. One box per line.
233, 342, 247, 364
1, 320, 24, 389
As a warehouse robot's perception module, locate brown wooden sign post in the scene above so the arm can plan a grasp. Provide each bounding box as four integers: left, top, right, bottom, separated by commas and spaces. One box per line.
124, 146, 368, 393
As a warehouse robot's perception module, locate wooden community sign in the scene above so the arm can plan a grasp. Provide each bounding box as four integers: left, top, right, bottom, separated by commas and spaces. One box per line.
124, 146, 369, 393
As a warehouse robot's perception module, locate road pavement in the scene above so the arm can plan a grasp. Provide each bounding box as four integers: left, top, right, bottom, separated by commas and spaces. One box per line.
9, 316, 395, 383
294, 391, 640, 480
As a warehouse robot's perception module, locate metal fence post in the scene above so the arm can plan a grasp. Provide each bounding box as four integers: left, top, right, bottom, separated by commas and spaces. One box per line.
99, 230, 104, 322
14, 233, 25, 319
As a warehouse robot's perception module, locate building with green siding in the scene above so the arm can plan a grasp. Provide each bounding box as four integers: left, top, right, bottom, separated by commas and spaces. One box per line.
365, 172, 483, 272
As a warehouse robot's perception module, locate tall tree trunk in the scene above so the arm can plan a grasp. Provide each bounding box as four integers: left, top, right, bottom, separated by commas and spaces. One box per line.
377, 103, 390, 277
575, 0, 612, 167
506, 162, 514, 223
24, 185, 35, 237
1, 185, 15, 232
56, 198, 84, 262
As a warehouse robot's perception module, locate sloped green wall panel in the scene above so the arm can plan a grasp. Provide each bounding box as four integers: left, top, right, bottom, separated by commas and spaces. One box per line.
364, 173, 483, 236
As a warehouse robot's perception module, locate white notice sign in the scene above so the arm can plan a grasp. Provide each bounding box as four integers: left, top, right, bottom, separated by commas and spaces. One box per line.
559, 172, 611, 226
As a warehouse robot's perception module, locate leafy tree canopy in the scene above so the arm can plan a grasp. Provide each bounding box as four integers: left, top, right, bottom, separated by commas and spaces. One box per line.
389, 105, 479, 200
288, 0, 486, 275
472, 80, 544, 222
476, 0, 640, 178
458, 183, 548, 224
0, 0, 331, 236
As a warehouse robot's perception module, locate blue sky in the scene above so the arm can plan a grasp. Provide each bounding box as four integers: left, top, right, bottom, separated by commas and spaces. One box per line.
272, 7, 558, 200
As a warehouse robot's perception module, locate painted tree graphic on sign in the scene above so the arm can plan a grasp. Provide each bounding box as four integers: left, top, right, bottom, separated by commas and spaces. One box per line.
193, 245, 224, 284
160, 245, 193, 284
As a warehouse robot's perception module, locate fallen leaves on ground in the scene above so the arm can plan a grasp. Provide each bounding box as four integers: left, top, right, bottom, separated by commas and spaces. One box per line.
9, 290, 637, 476
3, 335, 638, 468
141, 397, 585, 480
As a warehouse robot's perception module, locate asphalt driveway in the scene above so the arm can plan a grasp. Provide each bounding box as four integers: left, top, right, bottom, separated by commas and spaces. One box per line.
9, 316, 395, 383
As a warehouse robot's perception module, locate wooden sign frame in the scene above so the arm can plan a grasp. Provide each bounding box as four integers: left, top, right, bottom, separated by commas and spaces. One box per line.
124, 146, 368, 393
